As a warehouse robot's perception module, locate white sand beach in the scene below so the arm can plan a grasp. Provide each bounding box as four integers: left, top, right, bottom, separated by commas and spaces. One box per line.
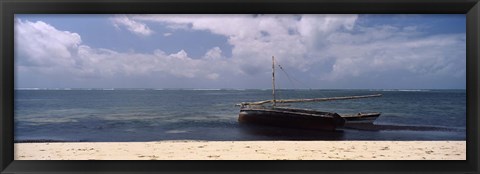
15, 141, 465, 160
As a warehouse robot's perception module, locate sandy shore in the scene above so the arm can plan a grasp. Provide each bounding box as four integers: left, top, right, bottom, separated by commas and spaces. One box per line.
15, 141, 465, 160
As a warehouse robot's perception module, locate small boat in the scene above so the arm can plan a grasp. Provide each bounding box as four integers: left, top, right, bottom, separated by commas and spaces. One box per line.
341, 112, 381, 124
237, 56, 382, 131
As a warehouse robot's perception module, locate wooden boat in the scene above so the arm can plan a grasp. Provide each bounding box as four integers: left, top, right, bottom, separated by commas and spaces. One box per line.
239, 105, 345, 131
342, 112, 381, 124
237, 56, 382, 131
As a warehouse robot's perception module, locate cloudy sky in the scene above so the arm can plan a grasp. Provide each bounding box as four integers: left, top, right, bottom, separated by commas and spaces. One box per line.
14, 14, 466, 89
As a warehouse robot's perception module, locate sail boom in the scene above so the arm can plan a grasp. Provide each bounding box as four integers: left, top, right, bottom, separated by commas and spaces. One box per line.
239, 94, 383, 106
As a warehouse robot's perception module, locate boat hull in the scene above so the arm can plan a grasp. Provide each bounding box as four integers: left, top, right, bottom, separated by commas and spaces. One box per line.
238, 108, 345, 131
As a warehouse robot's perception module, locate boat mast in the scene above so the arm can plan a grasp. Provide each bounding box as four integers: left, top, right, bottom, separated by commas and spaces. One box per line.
236, 56, 383, 107
272, 56, 276, 107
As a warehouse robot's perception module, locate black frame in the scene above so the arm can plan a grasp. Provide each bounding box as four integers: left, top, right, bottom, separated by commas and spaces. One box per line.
1, 0, 478, 173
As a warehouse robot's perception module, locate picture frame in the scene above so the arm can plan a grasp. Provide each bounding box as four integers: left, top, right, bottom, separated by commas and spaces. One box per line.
1, 0, 478, 173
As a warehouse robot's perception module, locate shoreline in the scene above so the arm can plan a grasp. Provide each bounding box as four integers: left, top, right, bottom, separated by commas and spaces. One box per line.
15, 140, 466, 160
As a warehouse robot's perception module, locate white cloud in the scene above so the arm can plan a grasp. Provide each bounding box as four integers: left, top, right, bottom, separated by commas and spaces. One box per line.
206, 73, 220, 80
16, 15, 466, 89
203, 47, 222, 60
319, 30, 465, 81
111, 15, 153, 36
15, 19, 81, 67
72, 46, 235, 80
126, 14, 361, 74
15, 18, 235, 82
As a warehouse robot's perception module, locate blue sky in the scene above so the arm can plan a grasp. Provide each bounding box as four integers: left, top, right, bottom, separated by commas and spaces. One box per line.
14, 14, 466, 89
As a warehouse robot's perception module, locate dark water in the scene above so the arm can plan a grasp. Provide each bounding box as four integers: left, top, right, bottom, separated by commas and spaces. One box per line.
14, 89, 466, 142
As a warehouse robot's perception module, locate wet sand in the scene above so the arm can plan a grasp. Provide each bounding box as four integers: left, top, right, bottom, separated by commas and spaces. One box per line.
15, 141, 465, 160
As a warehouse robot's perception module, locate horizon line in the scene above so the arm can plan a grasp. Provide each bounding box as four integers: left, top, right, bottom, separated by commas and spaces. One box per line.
14, 88, 467, 90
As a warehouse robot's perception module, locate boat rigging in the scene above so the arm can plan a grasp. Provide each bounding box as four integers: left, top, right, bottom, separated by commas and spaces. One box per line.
237, 56, 383, 130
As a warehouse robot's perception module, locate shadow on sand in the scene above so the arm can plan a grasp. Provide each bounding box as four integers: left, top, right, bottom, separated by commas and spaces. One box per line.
238, 124, 345, 140
239, 122, 460, 141
342, 123, 459, 132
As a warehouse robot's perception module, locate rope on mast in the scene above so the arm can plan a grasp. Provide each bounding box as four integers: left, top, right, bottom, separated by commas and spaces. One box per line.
272, 56, 276, 107
277, 64, 297, 89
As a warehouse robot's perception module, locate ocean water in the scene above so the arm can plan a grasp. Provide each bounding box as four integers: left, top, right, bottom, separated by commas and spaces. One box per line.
14, 89, 466, 142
